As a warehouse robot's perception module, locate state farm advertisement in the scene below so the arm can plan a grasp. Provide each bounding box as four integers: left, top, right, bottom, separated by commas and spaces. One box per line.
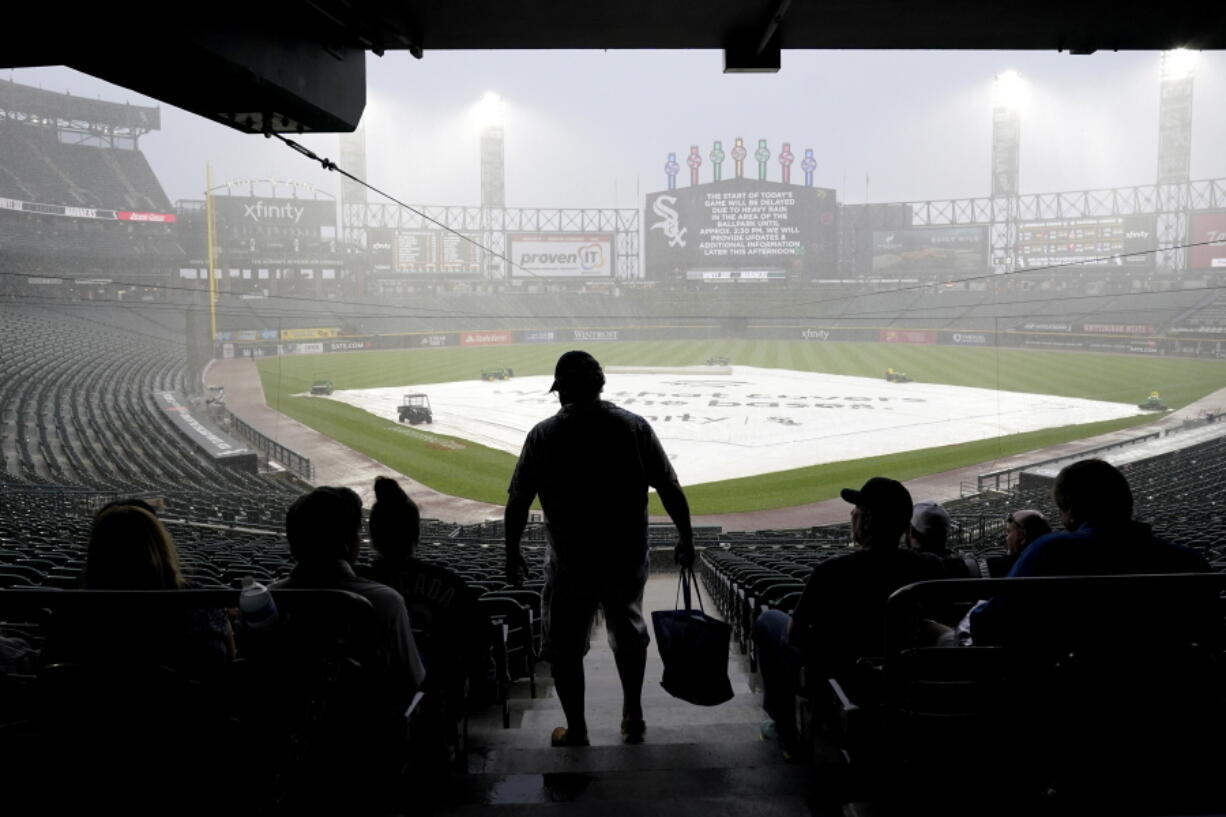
1189, 212, 1226, 270
507, 233, 613, 278
460, 331, 513, 347
880, 329, 936, 345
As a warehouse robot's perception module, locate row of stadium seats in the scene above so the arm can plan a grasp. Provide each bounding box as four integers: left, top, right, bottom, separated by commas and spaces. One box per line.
0, 119, 170, 211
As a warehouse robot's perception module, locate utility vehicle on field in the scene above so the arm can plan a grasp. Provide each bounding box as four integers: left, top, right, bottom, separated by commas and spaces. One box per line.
398, 393, 433, 424
310, 380, 334, 395
885, 368, 912, 383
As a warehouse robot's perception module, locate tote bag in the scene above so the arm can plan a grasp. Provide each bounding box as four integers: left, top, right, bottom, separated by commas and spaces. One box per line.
651, 567, 734, 706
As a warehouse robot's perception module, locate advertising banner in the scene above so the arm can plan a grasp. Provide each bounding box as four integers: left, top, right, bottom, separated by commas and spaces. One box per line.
871, 227, 987, 273
948, 331, 990, 345
571, 329, 620, 342
413, 333, 457, 348
154, 390, 252, 461
880, 329, 937, 345
644, 178, 837, 280
1020, 321, 1073, 332
507, 233, 614, 278
281, 327, 340, 340
1016, 215, 1156, 270
327, 340, 375, 352
368, 228, 395, 273
1189, 212, 1226, 270
117, 211, 176, 223
211, 196, 337, 232
1081, 323, 1155, 335
460, 331, 513, 347
519, 330, 559, 344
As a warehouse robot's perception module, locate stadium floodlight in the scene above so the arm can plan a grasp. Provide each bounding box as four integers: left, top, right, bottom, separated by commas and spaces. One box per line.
476, 91, 505, 128
992, 70, 1026, 111
1161, 49, 1199, 82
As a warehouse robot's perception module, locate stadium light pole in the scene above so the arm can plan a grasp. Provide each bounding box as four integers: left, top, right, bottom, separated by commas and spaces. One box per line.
990, 70, 1025, 274
205, 163, 219, 342
477, 91, 506, 282
1157, 49, 1197, 185
1157, 49, 1199, 273
990, 70, 1024, 198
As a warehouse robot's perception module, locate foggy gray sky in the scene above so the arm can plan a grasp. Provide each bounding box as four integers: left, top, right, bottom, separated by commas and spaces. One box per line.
10, 49, 1226, 210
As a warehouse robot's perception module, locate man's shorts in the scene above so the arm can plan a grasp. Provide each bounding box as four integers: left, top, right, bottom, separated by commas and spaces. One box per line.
541, 554, 650, 663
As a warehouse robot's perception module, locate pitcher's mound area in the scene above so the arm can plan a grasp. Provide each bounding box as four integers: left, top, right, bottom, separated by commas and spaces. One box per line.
318, 366, 1147, 486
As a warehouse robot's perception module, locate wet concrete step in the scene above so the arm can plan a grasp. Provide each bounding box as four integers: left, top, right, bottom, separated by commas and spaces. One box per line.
470, 738, 797, 775
440, 765, 813, 812
434, 795, 813, 817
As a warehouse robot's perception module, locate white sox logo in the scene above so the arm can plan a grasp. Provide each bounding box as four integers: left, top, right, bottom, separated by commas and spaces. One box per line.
650, 196, 687, 248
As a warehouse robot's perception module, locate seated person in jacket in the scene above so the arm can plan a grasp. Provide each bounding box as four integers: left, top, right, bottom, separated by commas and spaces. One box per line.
273, 486, 426, 711
753, 477, 944, 756
971, 459, 1212, 650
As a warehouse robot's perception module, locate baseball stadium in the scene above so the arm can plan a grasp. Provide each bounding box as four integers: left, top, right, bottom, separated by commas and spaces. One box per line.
4, 20, 1226, 817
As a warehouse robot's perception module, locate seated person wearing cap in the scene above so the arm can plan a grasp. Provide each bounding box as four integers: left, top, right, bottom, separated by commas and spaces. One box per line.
753, 477, 944, 756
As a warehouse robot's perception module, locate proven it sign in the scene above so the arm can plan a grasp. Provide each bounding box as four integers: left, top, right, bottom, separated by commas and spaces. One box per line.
507, 233, 613, 278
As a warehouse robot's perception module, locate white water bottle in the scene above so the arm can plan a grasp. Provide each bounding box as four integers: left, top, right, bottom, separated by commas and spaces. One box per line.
240, 576, 279, 630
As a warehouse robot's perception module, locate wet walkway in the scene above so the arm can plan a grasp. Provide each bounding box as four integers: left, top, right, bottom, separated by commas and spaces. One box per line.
440, 572, 821, 816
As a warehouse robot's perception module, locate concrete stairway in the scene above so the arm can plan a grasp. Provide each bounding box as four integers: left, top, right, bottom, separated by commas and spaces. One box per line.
434, 573, 831, 817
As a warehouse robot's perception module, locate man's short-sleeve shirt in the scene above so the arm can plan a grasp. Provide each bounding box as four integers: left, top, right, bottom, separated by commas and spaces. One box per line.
508, 399, 678, 570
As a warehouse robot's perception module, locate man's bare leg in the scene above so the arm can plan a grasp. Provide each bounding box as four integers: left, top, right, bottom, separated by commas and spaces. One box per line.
552, 657, 588, 742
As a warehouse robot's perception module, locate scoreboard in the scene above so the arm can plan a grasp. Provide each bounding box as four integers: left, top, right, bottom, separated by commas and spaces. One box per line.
368, 228, 483, 275
1015, 215, 1156, 270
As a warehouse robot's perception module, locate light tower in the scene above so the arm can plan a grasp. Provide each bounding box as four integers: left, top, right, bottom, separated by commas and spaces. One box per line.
339, 117, 367, 247
477, 91, 506, 208
1157, 50, 1198, 272
990, 70, 1024, 198
476, 92, 506, 280
990, 71, 1025, 274
1157, 49, 1197, 185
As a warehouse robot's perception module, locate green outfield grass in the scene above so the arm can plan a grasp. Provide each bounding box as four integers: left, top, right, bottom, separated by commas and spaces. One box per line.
256, 341, 1226, 514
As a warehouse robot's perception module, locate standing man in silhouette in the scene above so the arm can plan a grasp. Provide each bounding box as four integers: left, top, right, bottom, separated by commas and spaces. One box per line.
505, 350, 695, 747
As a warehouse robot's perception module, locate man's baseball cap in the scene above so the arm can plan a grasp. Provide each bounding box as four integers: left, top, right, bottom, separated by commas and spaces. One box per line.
911, 500, 951, 536
550, 350, 603, 393
840, 477, 913, 525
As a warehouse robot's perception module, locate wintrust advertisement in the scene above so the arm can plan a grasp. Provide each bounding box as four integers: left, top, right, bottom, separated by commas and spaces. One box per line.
508, 233, 613, 278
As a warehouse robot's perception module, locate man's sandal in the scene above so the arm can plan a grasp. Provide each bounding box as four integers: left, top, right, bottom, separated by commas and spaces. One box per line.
550, 726, 590, 747
621, 718, 646, 744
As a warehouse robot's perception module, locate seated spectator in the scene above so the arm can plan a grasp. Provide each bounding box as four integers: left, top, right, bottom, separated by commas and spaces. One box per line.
273, 486, 426, 712
359, 476, 490, 700
754, 477, 943, 758
953, 510, 1053, 645
40, 503, 234, 675
971, 459, 1212, 649
908, 500, 952, 557
983, 509, 1051, 577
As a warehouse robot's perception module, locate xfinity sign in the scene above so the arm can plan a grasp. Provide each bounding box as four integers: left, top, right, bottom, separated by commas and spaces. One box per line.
508, 233, 613, 278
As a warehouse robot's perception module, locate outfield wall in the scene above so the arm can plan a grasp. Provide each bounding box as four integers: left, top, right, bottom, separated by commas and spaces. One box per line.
217, 322, 1226, 361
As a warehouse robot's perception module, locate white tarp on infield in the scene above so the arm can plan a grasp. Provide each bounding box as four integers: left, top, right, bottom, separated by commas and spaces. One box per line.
318, 366, 1150, 486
